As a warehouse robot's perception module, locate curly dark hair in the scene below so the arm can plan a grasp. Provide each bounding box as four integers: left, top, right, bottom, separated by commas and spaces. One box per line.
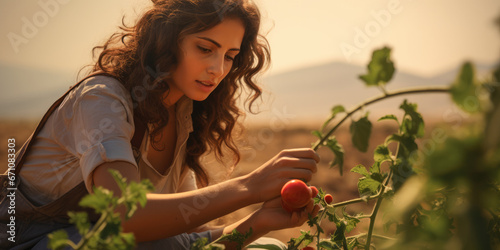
88, 0, 270, 186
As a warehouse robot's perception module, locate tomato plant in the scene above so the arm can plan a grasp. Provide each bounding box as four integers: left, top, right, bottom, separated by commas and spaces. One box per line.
280, 46, 500, 250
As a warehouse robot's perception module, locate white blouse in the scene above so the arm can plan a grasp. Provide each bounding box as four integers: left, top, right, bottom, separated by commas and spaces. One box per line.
19, 75, 197, 205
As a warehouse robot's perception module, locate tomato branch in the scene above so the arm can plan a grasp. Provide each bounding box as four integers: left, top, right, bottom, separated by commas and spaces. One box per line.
75, 210, 110, 249
364, 169, 393, 249
330, 193, 381, 208
350, 233, 396, 242
312, 86, 450, 150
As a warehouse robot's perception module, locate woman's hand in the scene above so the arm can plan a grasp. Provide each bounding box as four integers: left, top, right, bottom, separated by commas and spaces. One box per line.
243, 148, 320, 202
253, 196, 320, 233
214, 197, 319, 249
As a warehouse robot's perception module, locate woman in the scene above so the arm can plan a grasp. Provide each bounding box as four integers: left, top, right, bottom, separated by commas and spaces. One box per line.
3, 0, 320, 248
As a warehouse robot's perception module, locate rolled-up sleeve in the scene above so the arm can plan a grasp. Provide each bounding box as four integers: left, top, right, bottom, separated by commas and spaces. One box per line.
66, 77, 137, 192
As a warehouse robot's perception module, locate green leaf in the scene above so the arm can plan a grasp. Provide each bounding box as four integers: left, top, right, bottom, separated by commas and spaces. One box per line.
322, 105, 346, 130
332, 220, 347, 243
374, 145, 391, 163
387, 133, 418, 158
318, 240, 338, 250
119, 233, 136, 249
312, 130, 323, 140
68, 212, 91, 236
378, 114, 399, 123
79, 187, 115, 213
350, 115, 372, 152
351, 164, 370, 178
326, 137, 345, 175
288, 231, 314, 249
342, 209, 361, 233
215, 228, 253, 249
391, 160, 415, 191
100, 213, 122, 240
450, 62, 480, 113
370, 162, 387, 183
47, 230, 70, 250
110, 169, 128, 194
359, 46, 395, 87
358, 177, 381, 196
400, 100, 425, 138
370, 161, 381, 174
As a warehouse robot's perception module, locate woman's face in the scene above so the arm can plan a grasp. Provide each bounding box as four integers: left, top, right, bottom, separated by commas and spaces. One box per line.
167, 17, 245, 105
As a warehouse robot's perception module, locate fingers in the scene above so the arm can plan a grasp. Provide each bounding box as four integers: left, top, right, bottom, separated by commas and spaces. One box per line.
279, 148, 320, 163
304, 199, 320, 217
280, 168, 315, 183
291, 199, 320, 227
275, 156, 318, 173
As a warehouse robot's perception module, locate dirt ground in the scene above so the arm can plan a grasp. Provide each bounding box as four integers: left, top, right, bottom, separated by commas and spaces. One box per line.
0, 118, 438, 245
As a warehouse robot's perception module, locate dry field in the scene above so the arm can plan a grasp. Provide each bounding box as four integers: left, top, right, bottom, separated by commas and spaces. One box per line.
0, 118, 441, 245
218, 121, 402, 244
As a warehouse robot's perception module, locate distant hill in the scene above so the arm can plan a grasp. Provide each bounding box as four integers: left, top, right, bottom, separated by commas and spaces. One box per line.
245, 61, 498, 125
0, 61, 497, 123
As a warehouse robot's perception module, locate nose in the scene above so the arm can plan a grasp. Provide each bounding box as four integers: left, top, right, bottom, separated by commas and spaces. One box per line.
207, 54, 225, 79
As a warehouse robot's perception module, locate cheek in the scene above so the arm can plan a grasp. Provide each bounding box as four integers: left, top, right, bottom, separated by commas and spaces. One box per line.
223, 63, 233, 78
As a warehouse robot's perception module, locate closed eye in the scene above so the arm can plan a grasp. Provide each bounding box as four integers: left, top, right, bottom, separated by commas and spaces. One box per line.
197, 46, 211, 53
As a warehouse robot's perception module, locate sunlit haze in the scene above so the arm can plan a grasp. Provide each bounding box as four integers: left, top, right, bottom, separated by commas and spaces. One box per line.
1, 0, 499, 77
1, 0, 499, 122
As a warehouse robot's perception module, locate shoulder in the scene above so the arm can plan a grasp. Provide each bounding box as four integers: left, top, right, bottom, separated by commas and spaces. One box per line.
55, 74, 134, 125
75, 75, 131, 102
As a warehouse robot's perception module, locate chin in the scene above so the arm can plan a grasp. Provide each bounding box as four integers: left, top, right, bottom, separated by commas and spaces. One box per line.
189, 94, 210, 102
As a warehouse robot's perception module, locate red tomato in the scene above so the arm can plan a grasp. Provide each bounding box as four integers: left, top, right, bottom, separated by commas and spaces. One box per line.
309, 186, 319, 198
324, 194, 333, 204
281, 179, 312, 212
301, 247, 314, 250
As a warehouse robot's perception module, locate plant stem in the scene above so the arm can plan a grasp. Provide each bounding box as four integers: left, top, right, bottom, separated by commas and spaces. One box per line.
364, 171, 393, 250
331, 193, 380, 208
312, 86, 450, 150
75, 210, 109, 249
342, 236, 349, 250
351, 233, 396, 241
313, 207, 329, 250
356, 215, 372, 220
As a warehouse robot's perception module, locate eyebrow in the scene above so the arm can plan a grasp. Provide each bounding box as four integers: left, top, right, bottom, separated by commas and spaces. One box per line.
196, 36, 240, 52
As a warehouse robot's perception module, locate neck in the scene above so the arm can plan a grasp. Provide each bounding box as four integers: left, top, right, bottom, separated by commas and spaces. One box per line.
162, 91, 184, 110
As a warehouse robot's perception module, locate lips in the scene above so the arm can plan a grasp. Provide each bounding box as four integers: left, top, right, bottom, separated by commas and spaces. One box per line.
196, 80, 215, 87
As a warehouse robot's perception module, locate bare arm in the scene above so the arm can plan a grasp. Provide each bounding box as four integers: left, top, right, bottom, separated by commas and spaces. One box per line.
92, 148, 319, 243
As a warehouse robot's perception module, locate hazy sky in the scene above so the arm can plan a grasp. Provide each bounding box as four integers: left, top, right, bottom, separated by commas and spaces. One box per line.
1, 0, 499, 78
